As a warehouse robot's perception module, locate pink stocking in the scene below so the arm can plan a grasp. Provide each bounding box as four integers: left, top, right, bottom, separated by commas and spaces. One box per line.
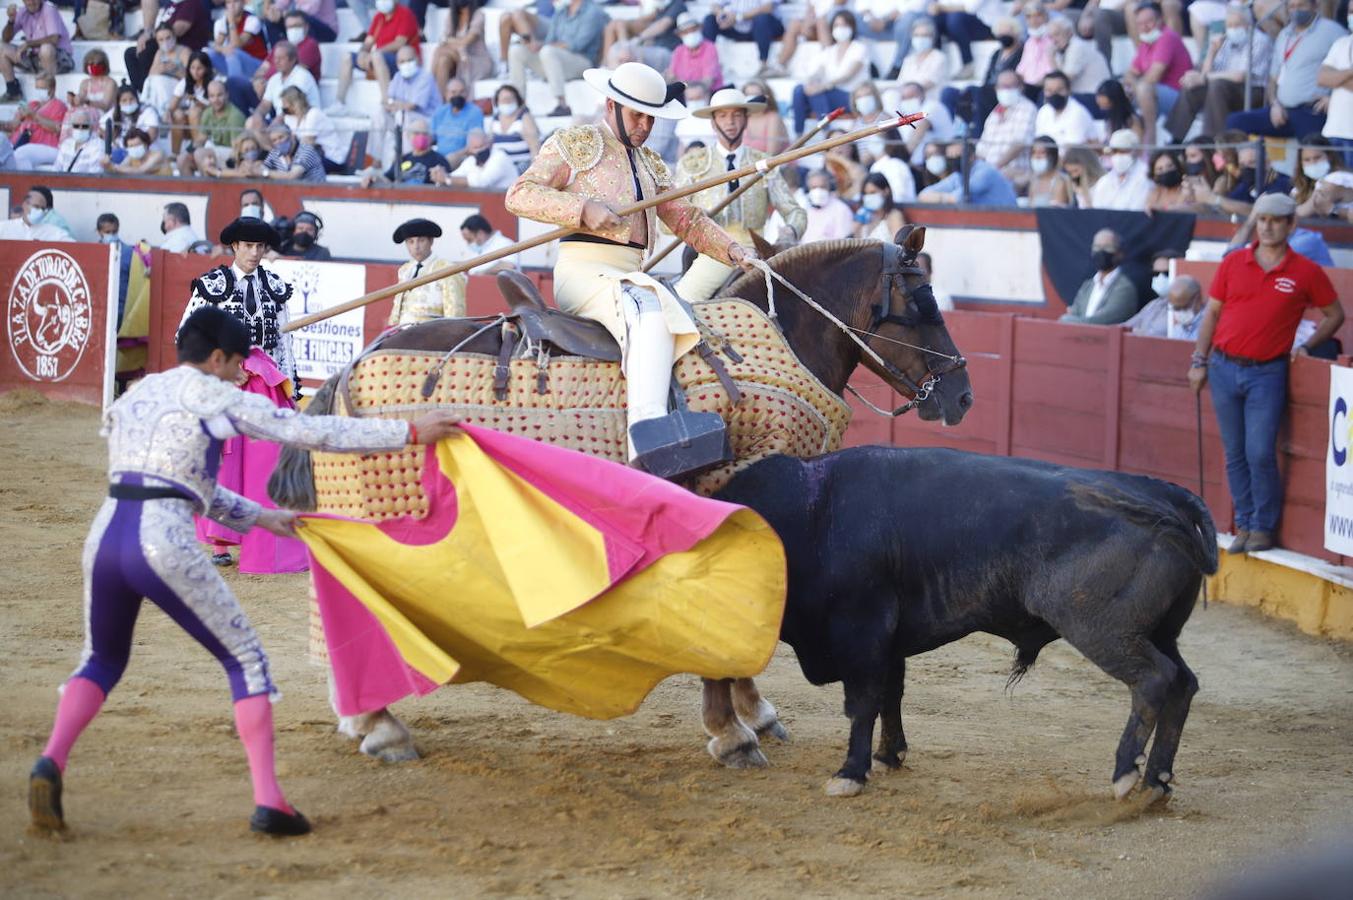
42, 676, 107, 772
232, 694, 292, 813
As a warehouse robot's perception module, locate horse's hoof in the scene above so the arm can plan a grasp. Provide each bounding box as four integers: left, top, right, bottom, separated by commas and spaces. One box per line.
363, 741, 420, 763
824, 776, 865, 797
871, 751, 906, 773
709, 737, 768, 769
757, 719, 790, 743
1113, 769, 1142, 801
336, 717, 363, 740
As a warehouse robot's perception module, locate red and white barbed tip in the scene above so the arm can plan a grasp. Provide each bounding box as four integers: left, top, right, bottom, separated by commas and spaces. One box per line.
891, 111, 928, 128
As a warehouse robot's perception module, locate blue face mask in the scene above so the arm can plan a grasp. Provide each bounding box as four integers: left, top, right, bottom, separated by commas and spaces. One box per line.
28, 207, 47, 225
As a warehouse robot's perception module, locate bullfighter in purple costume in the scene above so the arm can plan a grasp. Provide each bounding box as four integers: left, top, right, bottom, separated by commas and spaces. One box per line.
28, 306, 462, 837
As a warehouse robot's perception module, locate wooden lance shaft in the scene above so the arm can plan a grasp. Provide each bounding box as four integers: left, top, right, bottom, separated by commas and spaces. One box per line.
283, 111, 927, 332
641, 106, 846, 273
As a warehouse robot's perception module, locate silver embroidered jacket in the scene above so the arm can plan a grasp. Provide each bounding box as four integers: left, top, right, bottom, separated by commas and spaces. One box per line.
181, 264, 298, 384
105, 366, 411, 531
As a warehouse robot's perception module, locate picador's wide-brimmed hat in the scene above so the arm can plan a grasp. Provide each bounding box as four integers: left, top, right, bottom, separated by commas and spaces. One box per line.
692, 87, 766, 119
220, 216, 281, 250
392, 218, 443, 243
583, 62, 688, 120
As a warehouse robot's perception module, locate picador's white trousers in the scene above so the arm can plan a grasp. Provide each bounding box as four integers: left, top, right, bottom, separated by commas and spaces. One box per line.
621, 284, 677, 460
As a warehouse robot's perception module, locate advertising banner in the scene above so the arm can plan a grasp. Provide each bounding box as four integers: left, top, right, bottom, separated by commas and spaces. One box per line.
1325, 365, 1353, 556
270, 258, 369, 384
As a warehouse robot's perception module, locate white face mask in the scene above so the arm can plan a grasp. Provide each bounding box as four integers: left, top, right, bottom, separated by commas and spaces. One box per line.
1166, 307, 1197, 339
831, 25, 853, 43
1152, 273, 1170, 296
119, 102, 138, 115
71, 126, 92, 143
376, 0, 395, 13
1111, 153, 1135, 174
497, 101, 518, 116
861, 192, 885, 211
1031, 156, 1050, 175
996, 87, 1022, 108
1138, 28, 1161, 44
127, 145, 147, 160
1304, 159, 1332, 181
855, 95, 878, 115
807, 187, 830, 207
100, 232, 120, 244
286, 26, 306, 43
1028, 24, 1046, 37
28, 208, 46, 225
911, 35, 933, 52
897, 95, 922, 115
1226, 26, 1247, 43
925, 154, 949, 176
242, 204, 263, 219
398, 60, 419, 79
681, 30, 702, 48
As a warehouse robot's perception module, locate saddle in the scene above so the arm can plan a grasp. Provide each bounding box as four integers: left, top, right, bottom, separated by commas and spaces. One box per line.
496, 271, 621, 363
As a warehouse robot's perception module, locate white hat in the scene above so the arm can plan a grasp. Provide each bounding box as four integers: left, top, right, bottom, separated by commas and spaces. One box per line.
675, 11, 699, 30
692, 86, 767, 119
583, 62, 688, 120
1108, 129, 1140, 150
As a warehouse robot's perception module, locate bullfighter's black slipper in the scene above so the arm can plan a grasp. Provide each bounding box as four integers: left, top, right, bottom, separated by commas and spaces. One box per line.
28, 756, 65, 832
249, 805, 311, 836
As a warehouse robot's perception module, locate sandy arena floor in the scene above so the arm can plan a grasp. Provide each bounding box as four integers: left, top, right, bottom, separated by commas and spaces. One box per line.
2, 392, 1352, 899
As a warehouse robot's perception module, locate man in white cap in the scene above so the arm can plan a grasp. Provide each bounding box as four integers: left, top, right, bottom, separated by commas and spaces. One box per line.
673, 86, 806, 303
1090, 128, 1152, 210
505, 61, 758, 470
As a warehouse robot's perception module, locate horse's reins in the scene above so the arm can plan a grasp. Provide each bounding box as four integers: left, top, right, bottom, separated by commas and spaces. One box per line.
747, 249, 967, 417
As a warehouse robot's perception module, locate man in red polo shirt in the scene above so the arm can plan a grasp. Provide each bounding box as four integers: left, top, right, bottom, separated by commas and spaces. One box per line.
327, 0, 419, 115
1189, 192, 1345, 554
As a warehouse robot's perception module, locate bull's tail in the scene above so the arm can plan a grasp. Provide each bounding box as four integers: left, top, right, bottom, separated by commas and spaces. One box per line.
1069, 477, 1219, 576
1158, 481, 1220, 575
266, 374, 339, 511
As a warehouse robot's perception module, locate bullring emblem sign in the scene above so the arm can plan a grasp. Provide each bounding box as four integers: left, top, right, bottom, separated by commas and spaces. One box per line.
7, 249, 92, 382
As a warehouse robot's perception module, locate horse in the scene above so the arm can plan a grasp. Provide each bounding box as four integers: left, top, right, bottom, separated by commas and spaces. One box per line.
270, 225, 973, 765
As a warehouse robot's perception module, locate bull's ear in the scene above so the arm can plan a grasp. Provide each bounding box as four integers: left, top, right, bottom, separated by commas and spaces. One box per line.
897, 225, 926, 255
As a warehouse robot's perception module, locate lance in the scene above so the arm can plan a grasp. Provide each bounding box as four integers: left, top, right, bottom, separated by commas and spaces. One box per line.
641, 105, 847, 273
284, 111, 926, 332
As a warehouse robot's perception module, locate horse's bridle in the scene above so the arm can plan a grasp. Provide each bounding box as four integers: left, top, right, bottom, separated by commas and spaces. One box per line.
847, 243, 968, 416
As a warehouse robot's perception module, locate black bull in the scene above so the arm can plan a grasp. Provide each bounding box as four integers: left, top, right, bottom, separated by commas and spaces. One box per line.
715, 446, 1219, 799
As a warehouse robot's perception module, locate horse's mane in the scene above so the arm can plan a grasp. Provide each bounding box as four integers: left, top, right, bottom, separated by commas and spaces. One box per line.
718, 239, 883, 303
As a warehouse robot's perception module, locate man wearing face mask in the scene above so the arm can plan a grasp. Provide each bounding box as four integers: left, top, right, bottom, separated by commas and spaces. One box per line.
254, 12, 322, 89
1123, 1, 1193, 149
461, 213, 519, 275
1126, 272, 1204, 340
1034, 69, 1094, 150
431, 77, 484, 157
1060, 228, 1138, 325
800, 168, 854, 241
1091, 129, 1152, 210
1014, 3, 1056, 87
95, 213, 134, 326
250, 42, 320, 130
279, 211, 331, 261
160, 202, 204, 254
388, 218, 466, 327
1166, 3, 1271, 144
976, 69, 1037, 189
672, 87, 805, 303
506, 62, 757, 470
435, 127, 517, 189
240, 189, 269, 224
1225, 0, 1347, 139
261, 120, 327, 182
364, 115, 449, 186
53, 109, 104, 173
1050, 16, 1110, 100
918, 138, 1018, 205
0, 185, 73, 241
328, 0, 421, 117
373, 43, 440, 167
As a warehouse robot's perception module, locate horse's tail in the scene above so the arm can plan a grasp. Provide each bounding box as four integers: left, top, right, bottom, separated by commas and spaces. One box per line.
267, 374, 339, 511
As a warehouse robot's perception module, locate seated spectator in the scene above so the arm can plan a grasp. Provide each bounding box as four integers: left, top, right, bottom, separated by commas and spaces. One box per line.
897, 18, 948, 103
95, 212, 134, 326
915, 250, 954, 310
254, 10, 322, 88
8, 71, 66, 169
75, 48, 117, 113
1090, 0, 1131, 65
1321, 13, 1353, 164
1050, 15, 1109, 101
142, 21, 194, 118
870, 127, 918, 202
159, 202, 203, 252
261, 120, 326, 182
461, 213, 520, 274
167, 52, 215, 155
1194, 130, 1293, 215
362, 115, 447, 186
0, 185, 71, 240
1015, 3, 1057, 88
1226, 0, 1346, 139
1293, 135, 1350, 218
1124, 2, 1193, 149
432, 77, 485, 158
851, 82, 889, 165
103, 85, 162, 152
1091, 129, 1151, 210
603, 0, 684, 72
771, 0, 845, 74
180, 78, 246, 176
486, 83, 538, 174
930, 0, 1002, 80
918, 139, 1019, 205
496, 0, 554, 80
976, 70, 1037, 190
280, 210, 331, 260
1126, 274, 1204, 339
1062, 146, 1105, 208
435, 128, 517, 190
854, 172, 908, 241
1028, 135, 1073, 207
1060, 228, 1137, 325
741, 77, 790, 154
261, 0, 338, 46
1035, 69, 1096, 150
801, 168, 855, 240
942, 15, 1022, 138
1095, 79, 1144, 146
1146, 149, 1194, 212
668, 12, 722, 101
52, 107, 104, 173
894, 80, 954, 166
1147, 248, 1182, 300
103, 127, 170, 174
281, 85, 346, 174
252, 41, 319, 128
330, 0, 421, 116
791, 10, 868, 136
1166, 4, 1271, 144
386, 44, 441, 118
511, 0, 608, 117
125, 0, 212, 96
208, 0, 268, 82
1182, 136, 1218, 189
432, 0, 493, 96
701, 0, 786, 78
1, 0, 74, 101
